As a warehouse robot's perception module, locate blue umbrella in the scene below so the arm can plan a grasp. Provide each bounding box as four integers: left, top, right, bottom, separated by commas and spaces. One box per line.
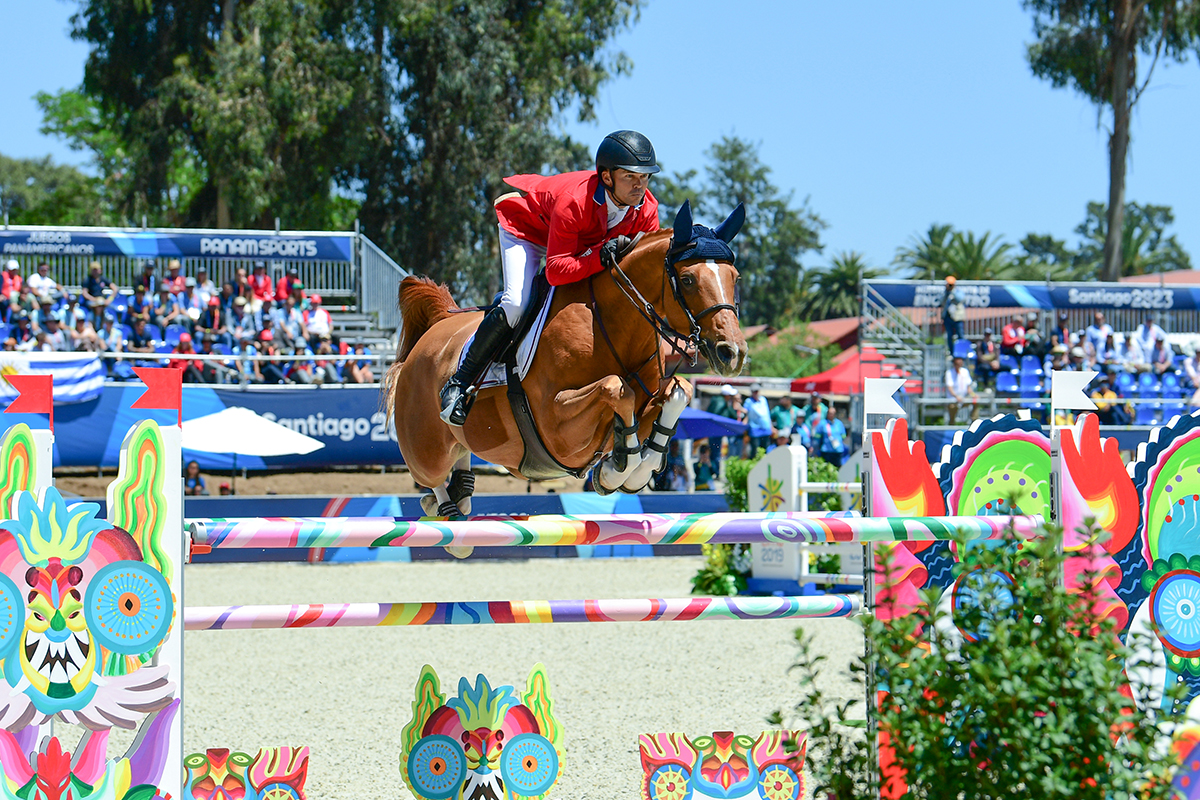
673, 407, 748, 440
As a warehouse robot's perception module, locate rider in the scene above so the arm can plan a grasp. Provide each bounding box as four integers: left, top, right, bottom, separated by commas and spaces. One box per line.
439, 130, 663, 426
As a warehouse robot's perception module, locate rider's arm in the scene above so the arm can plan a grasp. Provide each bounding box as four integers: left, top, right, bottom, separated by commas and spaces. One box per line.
543, 195, 604, 286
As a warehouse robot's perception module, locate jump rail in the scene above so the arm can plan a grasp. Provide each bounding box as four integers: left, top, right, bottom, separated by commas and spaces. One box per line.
183, 594, 861, 631
187, 512, 1039, 551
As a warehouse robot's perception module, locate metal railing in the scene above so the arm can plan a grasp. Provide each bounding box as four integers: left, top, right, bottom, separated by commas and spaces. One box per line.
357, 234, 408, 332
861, 283, 925, 381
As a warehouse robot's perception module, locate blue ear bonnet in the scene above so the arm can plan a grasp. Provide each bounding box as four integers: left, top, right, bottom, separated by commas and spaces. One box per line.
667, 200, 746, 267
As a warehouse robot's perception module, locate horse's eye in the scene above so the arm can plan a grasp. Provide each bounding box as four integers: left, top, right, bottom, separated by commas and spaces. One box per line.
681, 275, 695, 287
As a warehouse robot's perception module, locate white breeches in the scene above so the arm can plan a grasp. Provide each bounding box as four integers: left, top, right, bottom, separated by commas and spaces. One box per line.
498, 226, 546, 327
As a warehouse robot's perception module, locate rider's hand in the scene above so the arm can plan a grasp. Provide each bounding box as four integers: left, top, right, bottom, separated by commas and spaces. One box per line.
600, 235, 633, 269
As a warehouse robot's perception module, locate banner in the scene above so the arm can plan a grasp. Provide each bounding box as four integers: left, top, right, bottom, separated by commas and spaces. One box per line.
0, 352, 105, 404
0, 229, 353, 262
866, 280, 1200, 311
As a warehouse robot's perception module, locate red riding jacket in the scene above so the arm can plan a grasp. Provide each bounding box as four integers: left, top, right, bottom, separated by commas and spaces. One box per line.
495, 170, 660, 286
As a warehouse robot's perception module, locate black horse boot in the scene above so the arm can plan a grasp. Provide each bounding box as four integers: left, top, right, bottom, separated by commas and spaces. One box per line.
439, 307, 513, 426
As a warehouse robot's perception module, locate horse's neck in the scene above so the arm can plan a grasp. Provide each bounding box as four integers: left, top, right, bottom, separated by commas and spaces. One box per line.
590, 245, 671, 365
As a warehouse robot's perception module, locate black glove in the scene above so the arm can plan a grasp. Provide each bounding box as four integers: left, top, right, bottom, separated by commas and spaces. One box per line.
600, 235, 633, 269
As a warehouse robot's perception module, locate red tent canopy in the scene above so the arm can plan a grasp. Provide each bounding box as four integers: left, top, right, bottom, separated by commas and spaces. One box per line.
790, 346, 920, 395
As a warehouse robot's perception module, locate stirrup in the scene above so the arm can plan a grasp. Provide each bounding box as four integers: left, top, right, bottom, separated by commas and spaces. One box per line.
439, 381, 476, 427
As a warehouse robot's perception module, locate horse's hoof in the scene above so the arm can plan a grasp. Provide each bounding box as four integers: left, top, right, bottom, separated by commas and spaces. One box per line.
419, 493, 440, 516
444, 545, 474, 559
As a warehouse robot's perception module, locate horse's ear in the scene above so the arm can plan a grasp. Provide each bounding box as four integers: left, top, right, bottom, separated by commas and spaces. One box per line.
714, 203, 746, 243
672, 200, 694, 249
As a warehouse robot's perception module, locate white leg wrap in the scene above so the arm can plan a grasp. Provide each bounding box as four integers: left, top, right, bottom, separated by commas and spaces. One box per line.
432, 483, 473, 558
596, 420, 643, 492
621, 385, 689, 492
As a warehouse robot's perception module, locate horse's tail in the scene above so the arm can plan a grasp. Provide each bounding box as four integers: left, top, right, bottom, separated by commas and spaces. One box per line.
395, 276, 459, 364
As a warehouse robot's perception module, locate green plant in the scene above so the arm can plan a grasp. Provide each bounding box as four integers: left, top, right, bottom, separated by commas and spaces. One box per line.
806, 455, 843, 512
722, 450, 764, 513
782, 522, 1186, 799
809, 551, 841, 575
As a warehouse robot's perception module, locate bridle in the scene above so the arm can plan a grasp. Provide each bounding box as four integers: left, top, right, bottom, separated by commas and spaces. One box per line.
588, 236, 739, 405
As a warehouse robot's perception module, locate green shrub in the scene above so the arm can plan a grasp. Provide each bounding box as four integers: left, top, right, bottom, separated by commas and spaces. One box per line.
807, 455, 843, 512
780, 522, 1186, 799
691, 450, 764, 597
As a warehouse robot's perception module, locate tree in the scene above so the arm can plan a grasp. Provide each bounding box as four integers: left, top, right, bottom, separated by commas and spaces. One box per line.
893, 227, 1015, 281
803, 252, 883, 321
1024, 0, 1200, 282
658, 137, 825, 327
1075, 200, 1192, 275
892, 223, 954, 279
0, 153, 117, 226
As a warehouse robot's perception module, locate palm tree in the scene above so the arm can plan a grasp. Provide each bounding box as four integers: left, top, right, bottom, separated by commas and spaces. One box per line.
802, 252, 884, 321
942, 231, 1014, 281
892, 223, 954, 279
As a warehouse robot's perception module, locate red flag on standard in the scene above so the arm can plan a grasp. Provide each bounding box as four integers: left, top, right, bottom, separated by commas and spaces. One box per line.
3, 374, 54, 431
131, 367, 183, 426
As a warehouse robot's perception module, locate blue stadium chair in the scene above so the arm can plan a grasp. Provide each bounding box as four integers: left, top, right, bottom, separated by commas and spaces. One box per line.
146, 324, 163, 342
1020, 388, 1046, 414
953, 339, 974, 359
109, 295, 128, 315
155, 343, 173, 354
1162, 372, 1183, 399
164, 325, 186, 346
999, 354, 1019, 372
211, 343, 233, 356
1114, 372, 1136, 396
1019, 371, 1043, 391
1136, 402, 1161, 426
1162, 402, 1186, 422
1138, 372, 1159, 391
0, 324, 11, 342
996, 373, 1019, 394
1020, 355, 1043, 376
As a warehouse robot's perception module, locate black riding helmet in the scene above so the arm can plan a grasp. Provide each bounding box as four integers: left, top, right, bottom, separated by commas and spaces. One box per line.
595, 130, 661, 175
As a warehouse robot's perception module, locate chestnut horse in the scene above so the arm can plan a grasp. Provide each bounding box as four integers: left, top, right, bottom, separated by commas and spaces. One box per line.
384, 201, 748, 516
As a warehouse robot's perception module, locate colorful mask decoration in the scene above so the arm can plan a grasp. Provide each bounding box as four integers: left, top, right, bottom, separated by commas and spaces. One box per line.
184, 746, 309, 800
0, 487, 175, 730
399, 664, 562, 800
638, 730, 806, 800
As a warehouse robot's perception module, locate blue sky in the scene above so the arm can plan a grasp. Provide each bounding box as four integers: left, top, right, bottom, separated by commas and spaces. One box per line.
4, 1, 1199, 274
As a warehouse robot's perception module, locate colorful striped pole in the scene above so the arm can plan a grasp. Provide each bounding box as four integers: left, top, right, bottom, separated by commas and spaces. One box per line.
183, 594, 861, 631
188, 513, 1039, 551
798, 482, 862, 493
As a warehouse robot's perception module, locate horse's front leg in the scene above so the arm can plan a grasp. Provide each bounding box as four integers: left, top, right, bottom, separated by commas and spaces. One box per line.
620, 377, 693, 492
549, 375, 642, 493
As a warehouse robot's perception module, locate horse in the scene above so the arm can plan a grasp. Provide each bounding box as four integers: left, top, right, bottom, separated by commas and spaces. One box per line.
384, 201, 748, 519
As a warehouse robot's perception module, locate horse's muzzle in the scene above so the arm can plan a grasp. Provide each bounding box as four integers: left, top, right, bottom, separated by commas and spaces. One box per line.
703, 339, 745, 377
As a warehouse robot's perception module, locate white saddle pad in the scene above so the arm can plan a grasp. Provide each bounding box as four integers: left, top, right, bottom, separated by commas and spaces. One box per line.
458, 286, 555, 391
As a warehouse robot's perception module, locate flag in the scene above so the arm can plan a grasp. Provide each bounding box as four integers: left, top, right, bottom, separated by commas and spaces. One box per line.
131, 367, 183, 426
0, 353, 104, 404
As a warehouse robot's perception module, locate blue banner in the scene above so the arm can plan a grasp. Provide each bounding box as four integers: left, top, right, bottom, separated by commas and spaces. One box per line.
0, 229, 353, 262
867, 280, 1200, 311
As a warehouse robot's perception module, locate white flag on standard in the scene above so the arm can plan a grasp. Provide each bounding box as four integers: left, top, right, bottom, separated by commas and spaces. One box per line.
864, 377, 907, 418
1051, 370, 1099, 411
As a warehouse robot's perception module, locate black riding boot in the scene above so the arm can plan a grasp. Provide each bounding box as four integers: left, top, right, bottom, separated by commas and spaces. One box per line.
439, 307, 513, 426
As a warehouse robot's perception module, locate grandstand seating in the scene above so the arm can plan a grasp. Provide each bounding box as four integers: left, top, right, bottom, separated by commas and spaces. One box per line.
953, 339, 974, 360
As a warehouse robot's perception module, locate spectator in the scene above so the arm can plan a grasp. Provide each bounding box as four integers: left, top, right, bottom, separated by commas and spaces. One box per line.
164, 260, 186, 293
346, 341, 374, 384
744, 383, 772, 454
153, 286, 184, 331
1051, 311, 1071, 348
284, 342, 316, 384
70, 316, 101, 352
13, 284, 39, 319
304, 294, 332, 341
693, 444, 716, 491
54, 296, 86, 328
945, 355, 978, 422
1064, 346, 1088, 371
228, 297, 259, 344
1122, 336, 1149, 373
178, 278, 205, 331
289, 280, 309, 311
812, 405, 848, 468
941, 275, 966, 353
219, 482, 233, 496
257, 331, 288, 384
1024, 311, 1043, 357
798, 392, 827, 430
41, 316, 69, 352
218, 281, 237, 314
1, 260, 21, 303
234, 332, 261, 383
1149, 337, 1173, 375
27, 262, 65, 305
126, 318, 155, 353
1096, 333, 1122, 374
81, 261, 117, 324
275, 267, 301, 302
707, 384, 738, 418
135, 261, 158, 295
770, 394, 798, 441
10, 312, 34, 347
312, 340, 341, 384
126, 284, 153, 324
1085, 311, 1113, 357
184, 460, 209, 496
20, 330, 52, 352
1185, 350, 1200, 388
1134, 314, 1167, 356
194, 267, 217, 305
1092, 375, 1131, 425
248, 262, 274, 312
169, 333, 215, 383
275, 295, 305, 347
197, 297, 230, 347
766, 431, 793, 454
974, 327, 1000, 386
1001, 314, 1026, 357
97, 314, 124, 354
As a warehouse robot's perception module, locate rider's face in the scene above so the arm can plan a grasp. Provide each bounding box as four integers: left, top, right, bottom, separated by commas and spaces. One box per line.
603, 168, 650, 207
